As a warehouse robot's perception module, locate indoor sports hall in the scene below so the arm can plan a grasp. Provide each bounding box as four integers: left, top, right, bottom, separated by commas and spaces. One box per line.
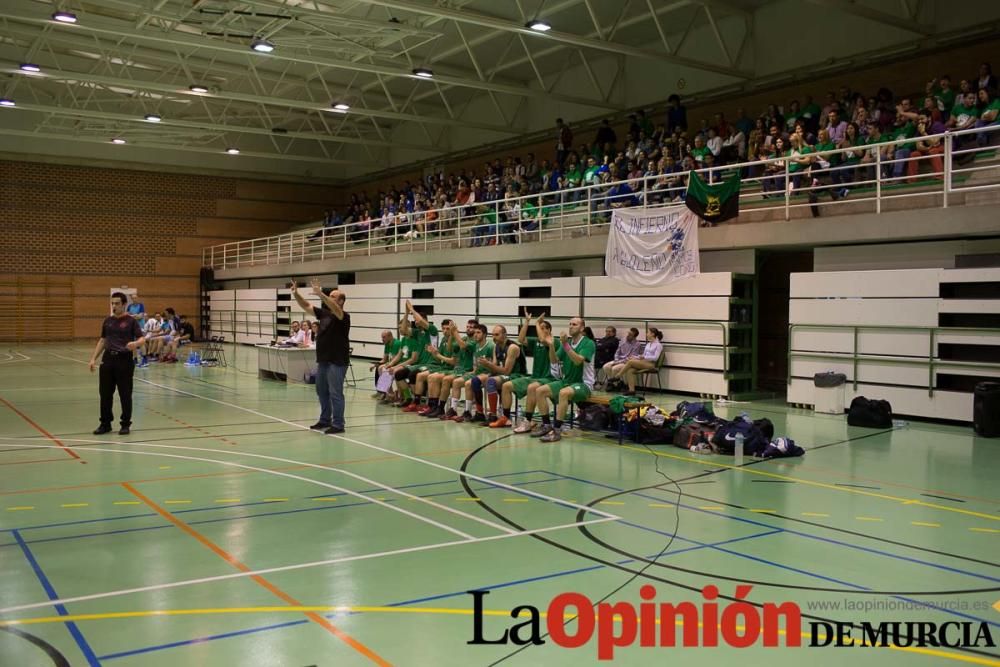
1, 1, 999, 666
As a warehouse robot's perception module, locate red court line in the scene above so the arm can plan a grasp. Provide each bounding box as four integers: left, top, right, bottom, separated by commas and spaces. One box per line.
0, 457, 74, 467
121, 482, 392, 666
0, 397, 82, 462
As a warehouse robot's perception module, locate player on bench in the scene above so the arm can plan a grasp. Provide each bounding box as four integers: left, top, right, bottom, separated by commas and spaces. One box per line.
474, 324, 524, 426
528, 316, 595, 443
418, 319, 458, 418
494, 310, 554, 429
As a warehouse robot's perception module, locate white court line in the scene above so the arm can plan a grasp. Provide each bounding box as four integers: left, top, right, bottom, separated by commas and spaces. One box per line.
0, 352, 30, 364
0, 474, 614, 617
0, 441, 475, 541
48, 352, 620, 521
0, 435, 518, 537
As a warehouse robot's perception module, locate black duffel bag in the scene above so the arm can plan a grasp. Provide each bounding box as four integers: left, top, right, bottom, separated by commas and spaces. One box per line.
847, 396, 893, 428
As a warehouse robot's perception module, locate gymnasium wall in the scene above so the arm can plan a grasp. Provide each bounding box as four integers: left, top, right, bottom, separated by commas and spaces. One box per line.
0, 160, 340, 339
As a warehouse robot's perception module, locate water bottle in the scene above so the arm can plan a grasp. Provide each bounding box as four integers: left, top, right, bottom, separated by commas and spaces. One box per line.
734, 432, 745, 465
516, 406, 523, 423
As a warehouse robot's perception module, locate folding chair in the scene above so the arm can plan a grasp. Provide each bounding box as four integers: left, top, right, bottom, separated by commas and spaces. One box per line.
636, 349, 665, 392
201, 336, 228, 367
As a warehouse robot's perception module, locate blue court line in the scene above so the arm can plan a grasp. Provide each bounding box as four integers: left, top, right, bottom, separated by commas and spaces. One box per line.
543, 471, 1000, 630
0, 475, 562, 549
0, 469, 549, 541
11, 529, 101, 667
97, 529, 780, 660
544, 470, 1000, 584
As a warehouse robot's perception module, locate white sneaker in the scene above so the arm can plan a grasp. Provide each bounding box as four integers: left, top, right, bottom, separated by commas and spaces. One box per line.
512, 418, 535, 434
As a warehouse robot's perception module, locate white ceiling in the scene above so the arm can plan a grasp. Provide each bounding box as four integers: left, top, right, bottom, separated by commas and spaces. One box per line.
0, 0, 997, 183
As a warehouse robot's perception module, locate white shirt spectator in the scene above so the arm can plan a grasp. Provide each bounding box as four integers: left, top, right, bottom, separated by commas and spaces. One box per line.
642, 340, 663, 362
143, 317, 161, 336
707, 134, 722, 156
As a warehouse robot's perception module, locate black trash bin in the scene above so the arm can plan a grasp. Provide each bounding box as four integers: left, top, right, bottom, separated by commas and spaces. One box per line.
973, 382, 1000, 437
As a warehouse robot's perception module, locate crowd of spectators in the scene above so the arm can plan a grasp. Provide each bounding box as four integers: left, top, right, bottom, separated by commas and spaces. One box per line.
313, 62, 998, 240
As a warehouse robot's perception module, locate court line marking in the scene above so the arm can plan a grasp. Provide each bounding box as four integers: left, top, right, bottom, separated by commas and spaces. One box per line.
0, 440, 543, 498
121, 482, 391, 666
129, 376, 621, 521
0, 397, 82, 462
0, 352, 30, 364
17, 354, 621, 526
0, 436, 519, 538
0, 516, 615, 616
579, 434, 1000, 522
0, 441, 477, 541
3, 607, 998, 667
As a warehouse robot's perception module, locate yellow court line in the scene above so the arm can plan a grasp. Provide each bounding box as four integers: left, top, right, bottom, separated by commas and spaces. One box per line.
60, 503, 88, 508
262, 498, 289, 502
856, 516, 884, 522
454, 497, 481, 502
214, 499, 241, 503
113, 501, 141, 506
590, 437, 1000, 522
164, 500, 192, 505
749, 509, 776, 513
970, 527, 1000, 534
801, 512, 829, 517
6, 506, 33, 511
598, 501, 626, 506
911, 521, 941, 528
313, 497, 338, 502
158, 466, 171, 470
501, 498, 529, 503
0, 606, 995, 666
699, 505, 724, 511
648, 503, 673, 508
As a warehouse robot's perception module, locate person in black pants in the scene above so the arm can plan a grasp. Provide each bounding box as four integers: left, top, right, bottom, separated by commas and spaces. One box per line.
291, 278, 351, 434
89, 292, 146, 435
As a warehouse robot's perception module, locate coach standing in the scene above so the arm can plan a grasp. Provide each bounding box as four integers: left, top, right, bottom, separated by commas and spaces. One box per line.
89, 291, 145, 435
292, 279, 351, 434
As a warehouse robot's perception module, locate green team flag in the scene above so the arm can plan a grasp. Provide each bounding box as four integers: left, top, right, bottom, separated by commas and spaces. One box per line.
685, 170, 740, 223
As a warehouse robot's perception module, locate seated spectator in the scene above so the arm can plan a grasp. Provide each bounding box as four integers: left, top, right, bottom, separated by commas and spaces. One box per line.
610, 328, 663, 396
975, 88, 999, 146
600, 327, 642, 386
787, 132, 815, 192
977, 62, 997, 95
689, 135, 711, 165
594, 326, 620, 371
835, 122, 865, 195
164, 315, 196, 360
282, 320, 309, 347
907, 115, 945, 181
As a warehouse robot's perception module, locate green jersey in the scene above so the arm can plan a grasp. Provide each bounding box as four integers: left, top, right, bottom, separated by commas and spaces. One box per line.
436, 337, 458, 369
524, 337, 554, 380
399, 336, 419, 365
411, 323, 439, 366
787, 145, 814, 173
455, 335, 475, 373
951, 103, 979, 127
472, 340, 495, 374
383, 338, 402, 361
890, 123, 915, 150
556, 335, 596, 387
814, 141, 839, 165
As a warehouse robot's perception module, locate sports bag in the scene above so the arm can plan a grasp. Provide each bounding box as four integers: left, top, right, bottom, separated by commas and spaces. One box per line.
846, 396, 892, 428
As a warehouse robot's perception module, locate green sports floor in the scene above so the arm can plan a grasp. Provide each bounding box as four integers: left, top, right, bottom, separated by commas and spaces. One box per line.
0, 343, 997, 667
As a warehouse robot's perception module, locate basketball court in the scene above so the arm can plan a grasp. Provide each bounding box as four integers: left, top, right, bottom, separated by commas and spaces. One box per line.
1, 344, 997, 666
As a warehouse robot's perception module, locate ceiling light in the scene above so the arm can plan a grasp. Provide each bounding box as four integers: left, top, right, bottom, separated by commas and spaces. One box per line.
226, 148, 240, 155
0, 99, 15, 107
527, 20, 551, 32
52, 11, 78, 23
412, 67, 433, 78
144, 113, 161, 122
251, 38, 274, 53
188, 85, 209, 93
111, 138, 126, 144
19, 63, 41, 73
332, 102, 350, 112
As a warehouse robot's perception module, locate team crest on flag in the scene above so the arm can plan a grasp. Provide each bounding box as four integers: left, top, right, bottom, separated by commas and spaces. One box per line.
686, 170, 740, 223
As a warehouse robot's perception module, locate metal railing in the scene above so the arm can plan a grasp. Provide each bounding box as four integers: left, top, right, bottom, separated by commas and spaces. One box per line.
203, 124, 1000, 270
787, 323, 1000, 396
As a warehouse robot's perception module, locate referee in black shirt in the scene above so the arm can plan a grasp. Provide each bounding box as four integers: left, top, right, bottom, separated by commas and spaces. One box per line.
89, 292, 146, 435
291, 279, 351, 434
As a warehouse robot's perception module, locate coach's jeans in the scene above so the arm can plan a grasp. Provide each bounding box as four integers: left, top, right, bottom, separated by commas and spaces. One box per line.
316, 362, 348, 429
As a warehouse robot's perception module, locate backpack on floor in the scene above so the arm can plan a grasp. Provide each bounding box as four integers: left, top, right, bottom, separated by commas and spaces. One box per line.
579, 404, 610, 431
847, 396, 893, 428
711, 418, 768, 456
673, 422, 718, 450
